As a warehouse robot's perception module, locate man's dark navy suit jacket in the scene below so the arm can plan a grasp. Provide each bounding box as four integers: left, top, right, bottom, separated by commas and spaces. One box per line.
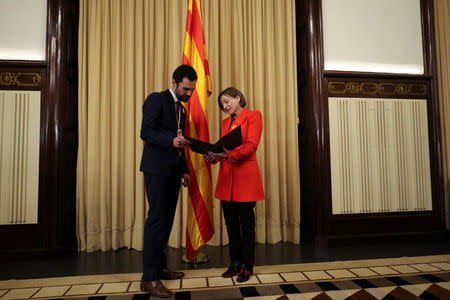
139, 89, 189, 176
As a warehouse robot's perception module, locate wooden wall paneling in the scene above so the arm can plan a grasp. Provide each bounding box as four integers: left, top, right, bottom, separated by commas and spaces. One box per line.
296, 0, 446, 247
0, 0, 78, 259
39, 0, 79, 255
296, 0, 331, 245
57, 0, 79, 252
420, 0, 446, 227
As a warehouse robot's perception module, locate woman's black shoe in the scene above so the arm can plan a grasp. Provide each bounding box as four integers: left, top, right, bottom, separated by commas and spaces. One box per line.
236, 266, 253, 282
221, 262, 240, 278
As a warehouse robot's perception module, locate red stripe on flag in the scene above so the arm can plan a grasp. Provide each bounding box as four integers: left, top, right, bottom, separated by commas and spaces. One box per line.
185, 228, 193, 256
183, 0, 214, 261
185, 9, 192, 33
188, 93, 213, 180
189, 92, 210, 141
185, 148, 214, 242
184, 91, 212, 179
186, 0, 211, 78
182, 54, 190, 66
185, 228, 200, 261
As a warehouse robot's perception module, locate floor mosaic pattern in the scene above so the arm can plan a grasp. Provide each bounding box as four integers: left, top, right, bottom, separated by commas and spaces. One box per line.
1, 255, 450, 299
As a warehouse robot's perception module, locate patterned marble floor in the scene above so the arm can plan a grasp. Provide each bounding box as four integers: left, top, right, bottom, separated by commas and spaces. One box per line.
1, 255, 450, 299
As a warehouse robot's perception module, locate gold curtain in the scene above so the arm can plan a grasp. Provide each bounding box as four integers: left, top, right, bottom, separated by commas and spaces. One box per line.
77, 0, 300, 251
434, 0, 450, 229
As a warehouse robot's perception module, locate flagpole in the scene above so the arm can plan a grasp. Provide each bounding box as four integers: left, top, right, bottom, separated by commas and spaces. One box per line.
182, 251, 208, 267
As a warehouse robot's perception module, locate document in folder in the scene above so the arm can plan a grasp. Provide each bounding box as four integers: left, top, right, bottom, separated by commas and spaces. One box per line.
186, 125, 243, 154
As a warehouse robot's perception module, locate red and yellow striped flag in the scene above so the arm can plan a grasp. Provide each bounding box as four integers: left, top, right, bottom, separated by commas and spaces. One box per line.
182, 0, 214, 261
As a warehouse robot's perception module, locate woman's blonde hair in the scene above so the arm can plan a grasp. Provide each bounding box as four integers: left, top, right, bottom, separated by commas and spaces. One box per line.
217, 87, 247, 111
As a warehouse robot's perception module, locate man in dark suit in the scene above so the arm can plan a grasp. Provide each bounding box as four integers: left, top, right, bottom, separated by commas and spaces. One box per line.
139, 64, 196, 298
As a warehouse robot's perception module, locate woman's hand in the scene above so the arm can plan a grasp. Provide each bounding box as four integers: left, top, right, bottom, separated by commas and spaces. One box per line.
214, 147, 228, 160
204, 147, 228, 162
204, 151, 216, 163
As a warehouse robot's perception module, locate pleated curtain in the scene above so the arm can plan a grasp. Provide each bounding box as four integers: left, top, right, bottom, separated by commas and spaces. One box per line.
77, 0, 300, 251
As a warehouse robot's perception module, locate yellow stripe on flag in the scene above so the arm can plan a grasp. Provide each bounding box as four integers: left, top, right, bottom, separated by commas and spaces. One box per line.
183, 0, 214, 260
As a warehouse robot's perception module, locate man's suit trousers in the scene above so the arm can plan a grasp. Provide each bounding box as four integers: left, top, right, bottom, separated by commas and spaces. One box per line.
143, 173, 181, 281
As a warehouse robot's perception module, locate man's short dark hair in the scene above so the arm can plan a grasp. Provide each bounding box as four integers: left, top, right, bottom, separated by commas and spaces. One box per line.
172, 64, 197, 84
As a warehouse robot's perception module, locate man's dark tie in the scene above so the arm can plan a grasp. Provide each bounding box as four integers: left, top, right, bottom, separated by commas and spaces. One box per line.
176, 101, 180, 124
175, 101, 182, 163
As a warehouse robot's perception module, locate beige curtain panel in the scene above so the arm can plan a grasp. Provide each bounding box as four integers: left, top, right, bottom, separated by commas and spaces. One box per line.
435, 0, 450, 230
77, 0, 300, 251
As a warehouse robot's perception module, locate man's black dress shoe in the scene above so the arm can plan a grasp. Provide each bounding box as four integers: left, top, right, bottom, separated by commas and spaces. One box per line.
140, 279, 173, 298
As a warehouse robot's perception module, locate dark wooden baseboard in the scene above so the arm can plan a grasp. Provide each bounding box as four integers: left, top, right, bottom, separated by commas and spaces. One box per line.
323, 230, 449, 247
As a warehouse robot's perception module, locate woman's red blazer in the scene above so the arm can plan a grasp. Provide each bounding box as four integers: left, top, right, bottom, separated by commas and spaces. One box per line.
215, 108, 265, 202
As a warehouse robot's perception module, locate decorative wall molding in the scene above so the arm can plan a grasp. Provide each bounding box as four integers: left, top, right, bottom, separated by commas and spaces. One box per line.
328, 81, 427, 97
0, 72, 42, 88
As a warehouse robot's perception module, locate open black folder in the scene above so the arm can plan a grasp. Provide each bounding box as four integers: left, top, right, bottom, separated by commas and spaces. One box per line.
185, 125, 243, 154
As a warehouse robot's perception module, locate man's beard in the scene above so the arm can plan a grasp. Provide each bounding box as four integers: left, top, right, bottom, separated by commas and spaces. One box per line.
178, 96, 190, 102
175, 84, 191, 102
175, 91, 190, 102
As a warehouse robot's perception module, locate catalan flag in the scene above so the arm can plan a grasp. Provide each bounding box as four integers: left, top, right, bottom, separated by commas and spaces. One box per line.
182, 0, 214, 261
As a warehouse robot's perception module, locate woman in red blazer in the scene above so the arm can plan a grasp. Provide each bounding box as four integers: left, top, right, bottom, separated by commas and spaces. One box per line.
205, 87, 264, 282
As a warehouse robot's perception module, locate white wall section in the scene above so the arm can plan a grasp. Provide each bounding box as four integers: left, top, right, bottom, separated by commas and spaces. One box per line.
322, 0, 424, 74
0, 0, 47, 60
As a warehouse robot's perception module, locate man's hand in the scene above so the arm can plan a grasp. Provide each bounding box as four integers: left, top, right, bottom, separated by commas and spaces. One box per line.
182, 174, 190, 187
173, 136, 190, 148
